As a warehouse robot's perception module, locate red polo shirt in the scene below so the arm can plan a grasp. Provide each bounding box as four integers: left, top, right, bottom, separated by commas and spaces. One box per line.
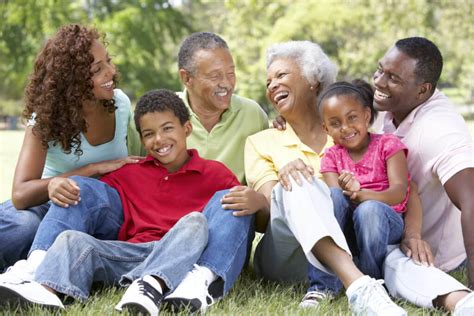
101, 149, 239, 243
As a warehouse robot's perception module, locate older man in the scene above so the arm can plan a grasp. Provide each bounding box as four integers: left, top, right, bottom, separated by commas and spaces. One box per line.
176, 32, 268, 184
162, 32, 268, 312
375, 37, 474, 314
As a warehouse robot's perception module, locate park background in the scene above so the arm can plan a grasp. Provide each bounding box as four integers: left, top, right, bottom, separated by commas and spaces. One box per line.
0, 0, 473, 314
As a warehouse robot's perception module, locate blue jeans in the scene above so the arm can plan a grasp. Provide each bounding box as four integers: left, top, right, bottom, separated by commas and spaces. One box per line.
197, 190, 254, 296
0, 200, 50, 269
308, 188, 404, 294
35, 212, 208, 301
32, 184, 252, 298
30, 176, 123, 254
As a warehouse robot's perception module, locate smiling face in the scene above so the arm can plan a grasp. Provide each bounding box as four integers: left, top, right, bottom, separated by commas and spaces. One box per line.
139, 110, 192, 172
373, 46, 428, 125
181, 48, 236, 113
266, 58, 314, 121
90, 40, 116, 101
321, 94, 372, 156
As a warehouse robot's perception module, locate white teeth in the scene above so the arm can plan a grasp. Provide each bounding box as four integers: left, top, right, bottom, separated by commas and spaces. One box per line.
101, 80, 114, 88
157, 145, 171, 153
215, 90, 228, 97
274, 91, 289, 103
375, 89, 390, 99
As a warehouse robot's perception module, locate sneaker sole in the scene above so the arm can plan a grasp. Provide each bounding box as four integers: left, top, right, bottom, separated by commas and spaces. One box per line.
165, 297, 202, 313
0, 286, 61, 310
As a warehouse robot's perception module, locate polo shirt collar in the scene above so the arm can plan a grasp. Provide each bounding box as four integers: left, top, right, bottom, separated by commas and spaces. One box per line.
382, 89, 440, 137
142, 149, 205, 174
283, 123, 322, 154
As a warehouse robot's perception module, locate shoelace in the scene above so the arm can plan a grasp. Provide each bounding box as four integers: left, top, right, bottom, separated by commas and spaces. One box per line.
137, 278, 163, 305
356, 279, 394, 312
302, 290, 328, 303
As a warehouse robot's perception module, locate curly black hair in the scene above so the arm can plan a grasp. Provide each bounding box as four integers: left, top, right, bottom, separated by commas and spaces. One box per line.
23, 24, 116, 156
134, 89, 190, 134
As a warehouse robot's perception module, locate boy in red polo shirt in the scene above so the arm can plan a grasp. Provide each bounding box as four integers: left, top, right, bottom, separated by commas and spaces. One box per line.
0, 90, 252, 315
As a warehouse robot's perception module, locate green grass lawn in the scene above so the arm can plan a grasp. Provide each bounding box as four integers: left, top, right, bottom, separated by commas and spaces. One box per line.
1, 123, 473, 315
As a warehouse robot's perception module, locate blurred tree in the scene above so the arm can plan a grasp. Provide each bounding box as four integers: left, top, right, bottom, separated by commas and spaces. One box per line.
0, 0, 472, 116
90, 0, 192, 98
0, 0, 83, 99
0, 0, 191, 110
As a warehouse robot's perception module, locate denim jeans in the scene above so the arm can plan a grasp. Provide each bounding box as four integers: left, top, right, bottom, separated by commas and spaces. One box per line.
35, 212, 208, 302
197, 190, 254, 296
308, 187, 404, 294
0, 200, 50, 269
30, 176, 123, 254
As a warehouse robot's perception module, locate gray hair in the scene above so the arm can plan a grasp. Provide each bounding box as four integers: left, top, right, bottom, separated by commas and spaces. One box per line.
266, 41, 338, 91
178, 32, 229, 75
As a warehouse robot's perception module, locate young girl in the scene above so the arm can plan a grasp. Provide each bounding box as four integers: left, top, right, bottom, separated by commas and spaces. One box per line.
318, 79, 410, 279
0, 24, 143, 271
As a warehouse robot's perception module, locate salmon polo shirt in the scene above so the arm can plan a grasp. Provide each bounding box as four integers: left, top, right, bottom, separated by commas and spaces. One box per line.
100, 149, 239, 243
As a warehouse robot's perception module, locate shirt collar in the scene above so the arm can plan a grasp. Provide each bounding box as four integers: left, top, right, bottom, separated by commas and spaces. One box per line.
382, 89, 440, 137
282, 123, 330, 155
142, 149, 204, 174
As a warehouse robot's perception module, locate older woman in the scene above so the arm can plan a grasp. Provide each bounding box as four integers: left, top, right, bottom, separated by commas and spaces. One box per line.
243, 41, 405, 315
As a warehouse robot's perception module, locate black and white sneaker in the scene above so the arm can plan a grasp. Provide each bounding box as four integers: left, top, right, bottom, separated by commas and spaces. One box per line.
0, 280, 64, 309
164, 264, 215, 313
115, 275, 163, 316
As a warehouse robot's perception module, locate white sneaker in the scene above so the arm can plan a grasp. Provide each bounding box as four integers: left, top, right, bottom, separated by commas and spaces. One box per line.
299, 290, 331, 309
454, 291, 474, 316
164, 264, 215, 313
115, 275, 163, 316
0, 260, 35, 284
346, 276, 407, 316
0, 280, 64, 309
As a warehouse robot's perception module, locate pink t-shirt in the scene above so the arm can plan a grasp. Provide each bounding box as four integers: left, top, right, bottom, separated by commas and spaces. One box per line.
320, 133, 409, 213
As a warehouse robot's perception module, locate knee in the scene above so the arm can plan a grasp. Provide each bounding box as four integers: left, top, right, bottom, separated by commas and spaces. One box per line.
54, 230, 95, 248
210, 189, 229, 202
183, 212, 208, 236
354, 200, 386, 223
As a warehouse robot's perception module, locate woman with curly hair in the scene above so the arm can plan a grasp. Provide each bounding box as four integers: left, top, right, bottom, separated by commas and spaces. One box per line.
0, 24, 143, 272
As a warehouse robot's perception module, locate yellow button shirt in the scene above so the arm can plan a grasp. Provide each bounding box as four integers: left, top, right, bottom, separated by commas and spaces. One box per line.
245, 124, 332, 191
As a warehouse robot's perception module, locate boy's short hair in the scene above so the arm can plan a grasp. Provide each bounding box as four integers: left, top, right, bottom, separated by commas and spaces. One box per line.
134, 89, 190, 134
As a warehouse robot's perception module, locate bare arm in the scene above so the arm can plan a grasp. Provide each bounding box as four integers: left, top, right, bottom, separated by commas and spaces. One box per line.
12, 127, 142, 209
400, 181, 434, 266
322, 172, 340, 188
444, 168, 474, 288
254, 181, 278, 233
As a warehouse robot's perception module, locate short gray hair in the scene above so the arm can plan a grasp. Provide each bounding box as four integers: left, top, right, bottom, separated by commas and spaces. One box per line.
178, 32, 229, 75
266, 41, 338, 91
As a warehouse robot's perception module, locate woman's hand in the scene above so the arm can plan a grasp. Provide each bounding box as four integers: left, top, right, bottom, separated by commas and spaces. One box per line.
221, 186, 267, 216
93, 156, 144, 176
272, 115, 287, 130
278, 158, 314, 191
48, 177, 80, 208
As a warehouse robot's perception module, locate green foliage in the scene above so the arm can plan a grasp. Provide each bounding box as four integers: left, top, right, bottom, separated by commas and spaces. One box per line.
0, 0, 472, 116
0, 0, 191, 108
